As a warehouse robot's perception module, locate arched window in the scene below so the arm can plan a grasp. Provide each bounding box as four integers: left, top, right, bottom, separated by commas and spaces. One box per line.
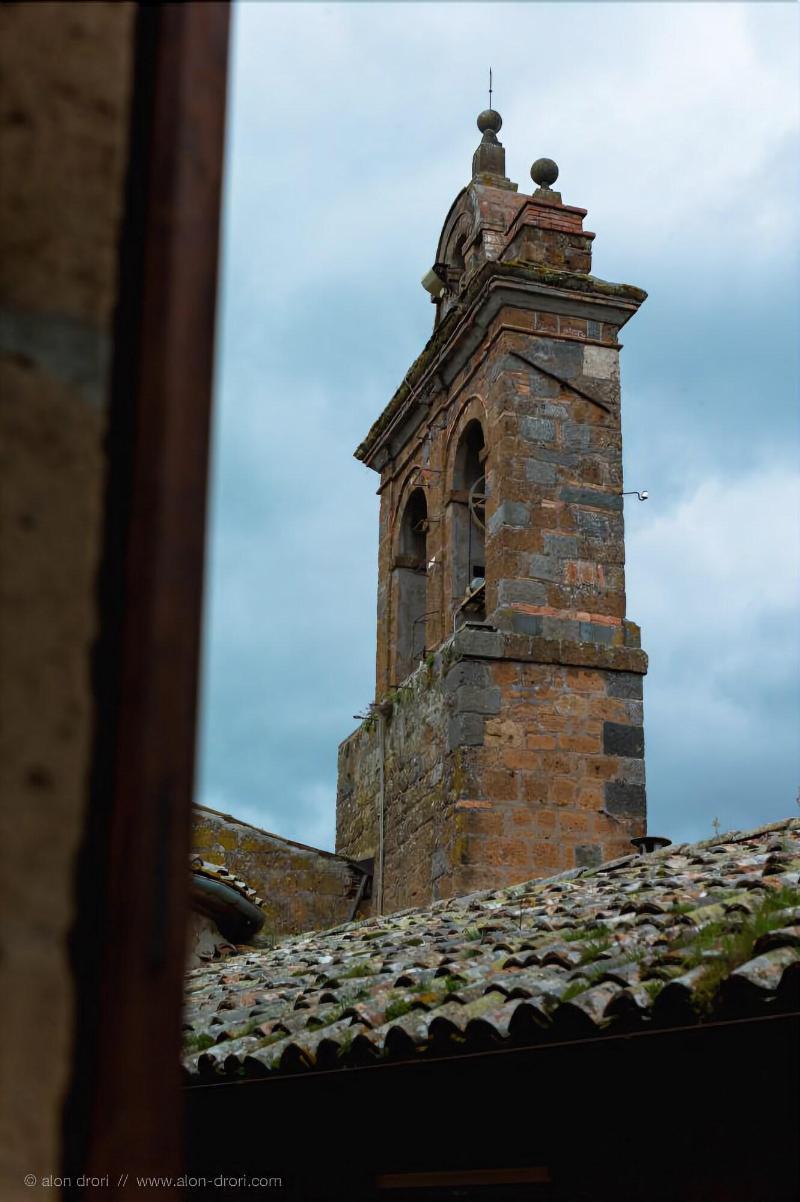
452, 420, 486, 620
445, 232, 467, 295
395, 489, 428, 682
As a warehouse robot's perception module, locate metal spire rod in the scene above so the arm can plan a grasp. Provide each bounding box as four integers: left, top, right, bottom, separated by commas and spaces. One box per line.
489, 67, 493, 110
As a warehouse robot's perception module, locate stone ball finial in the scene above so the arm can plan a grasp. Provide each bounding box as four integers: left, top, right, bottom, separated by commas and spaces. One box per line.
531, 157, 559, 188
477, 109, 502, 135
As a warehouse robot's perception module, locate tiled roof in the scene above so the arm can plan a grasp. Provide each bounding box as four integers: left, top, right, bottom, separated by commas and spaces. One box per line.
183, 818, 800, 1083
190, 857, 265, 911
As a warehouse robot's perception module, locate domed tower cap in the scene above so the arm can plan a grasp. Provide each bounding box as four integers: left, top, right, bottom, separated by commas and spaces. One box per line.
531, 157, 559, 188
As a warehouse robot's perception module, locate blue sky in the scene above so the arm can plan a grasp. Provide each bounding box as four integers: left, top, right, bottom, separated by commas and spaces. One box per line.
198, 1, 800, 851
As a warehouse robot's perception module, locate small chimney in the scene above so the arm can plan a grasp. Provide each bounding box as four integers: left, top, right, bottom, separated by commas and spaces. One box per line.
631, 835, 672, 854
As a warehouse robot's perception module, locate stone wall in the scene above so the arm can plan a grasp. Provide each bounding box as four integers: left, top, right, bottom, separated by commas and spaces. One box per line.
0, 4, 135, 1193
191, 807, 370, 937
338, 657, 456, 913
337, 626, 645, 912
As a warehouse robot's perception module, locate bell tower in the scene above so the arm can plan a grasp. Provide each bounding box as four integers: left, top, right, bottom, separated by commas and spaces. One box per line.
337, 109, 648, 912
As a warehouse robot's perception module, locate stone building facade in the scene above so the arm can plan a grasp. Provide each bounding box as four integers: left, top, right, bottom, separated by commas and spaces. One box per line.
191, 806, 372, 937
337, 112, 648, 911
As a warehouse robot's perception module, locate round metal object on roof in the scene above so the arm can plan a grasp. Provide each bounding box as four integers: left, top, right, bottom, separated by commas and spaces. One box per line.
631, 835, 672, 854
531, 157, 559, 187
477, 109, 502, 134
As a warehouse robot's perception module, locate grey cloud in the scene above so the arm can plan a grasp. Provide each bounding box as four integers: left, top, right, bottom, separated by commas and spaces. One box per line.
198, 2, 800, 851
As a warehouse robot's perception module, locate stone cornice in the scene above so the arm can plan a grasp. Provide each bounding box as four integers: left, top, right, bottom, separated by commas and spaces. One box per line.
355, 260, 646, 470
451, 625, 648, 675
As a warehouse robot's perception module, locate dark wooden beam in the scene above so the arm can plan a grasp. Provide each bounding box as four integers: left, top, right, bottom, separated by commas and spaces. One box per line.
376, 1166, 551, 1189
64, 4, 230, 1194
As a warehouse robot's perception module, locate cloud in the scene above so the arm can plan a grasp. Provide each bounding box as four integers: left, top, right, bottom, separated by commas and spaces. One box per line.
198, 2, 800, 853
627, 465, 800, 839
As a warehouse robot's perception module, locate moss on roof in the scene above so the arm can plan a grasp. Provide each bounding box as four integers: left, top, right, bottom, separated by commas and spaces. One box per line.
183, 818, 800, 1084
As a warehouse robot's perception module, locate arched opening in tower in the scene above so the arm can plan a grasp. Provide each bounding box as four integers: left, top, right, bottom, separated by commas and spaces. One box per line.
447, 232, 467, 293
452, 420, 486, 621
395, 488, 428, 683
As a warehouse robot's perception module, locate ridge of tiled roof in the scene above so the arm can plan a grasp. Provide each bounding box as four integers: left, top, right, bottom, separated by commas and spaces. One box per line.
182, 818, 800, 1084
190, 857, 265, 911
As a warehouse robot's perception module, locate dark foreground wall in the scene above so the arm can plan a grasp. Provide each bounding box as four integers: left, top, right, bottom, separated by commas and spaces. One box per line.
186, 1014, 798, 1202
0, 4, 135, 1188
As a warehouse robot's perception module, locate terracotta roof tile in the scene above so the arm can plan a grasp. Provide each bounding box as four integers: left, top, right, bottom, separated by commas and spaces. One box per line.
182, 818, 800, 1083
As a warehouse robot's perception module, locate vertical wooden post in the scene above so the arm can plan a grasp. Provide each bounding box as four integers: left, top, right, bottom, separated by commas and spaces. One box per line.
64, 4, 230, 1192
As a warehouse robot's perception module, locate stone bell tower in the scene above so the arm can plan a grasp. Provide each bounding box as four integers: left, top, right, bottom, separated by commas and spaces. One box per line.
336, 109, 648, 913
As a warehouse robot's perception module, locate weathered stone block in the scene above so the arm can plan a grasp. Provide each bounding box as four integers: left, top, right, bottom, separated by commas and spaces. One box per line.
497, 579, 549, 607
453, 626, 504, 659
603, 722, 644, 758
574, 843, 603, 868
528, 553, 560, 581
444, 661, 491, 692
488, 500, 530, 532
607, 672, 643, 700
520, 416, 555, 443
614, 756, 645, 785
579, 621, 616, 646
536, 339, 584, 380
544, 616, 580, 640
455, 685, 502, 714
537, 446, 578, 466
524, 458, 557, 485
561, 486, 623, 511
561, 423, 591, 452
511, 612, 543, 636
577, 510, 612, 539
623, 620, 642, 648
544, 533, 579, 558
448, 712, 485, 750
604, 781, 646, 816
583, 345, 619, 380
528, 371, 560, 398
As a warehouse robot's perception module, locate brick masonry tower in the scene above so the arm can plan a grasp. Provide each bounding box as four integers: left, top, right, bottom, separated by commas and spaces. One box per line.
336, 109, 648, 913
